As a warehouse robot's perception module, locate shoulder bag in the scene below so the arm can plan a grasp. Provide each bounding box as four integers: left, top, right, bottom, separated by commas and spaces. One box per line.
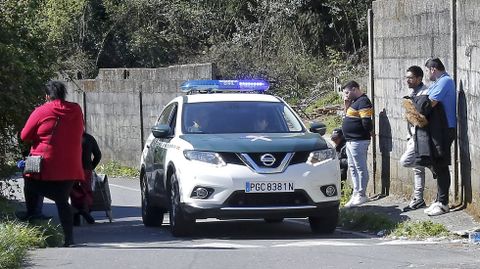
24, 117, 59, 174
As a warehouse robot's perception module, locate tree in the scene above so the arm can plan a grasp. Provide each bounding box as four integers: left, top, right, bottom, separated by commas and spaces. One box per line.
0, 0, 55, 186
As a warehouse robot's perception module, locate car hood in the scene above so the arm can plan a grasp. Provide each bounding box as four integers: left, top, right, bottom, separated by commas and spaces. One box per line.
179, 133, 329, 152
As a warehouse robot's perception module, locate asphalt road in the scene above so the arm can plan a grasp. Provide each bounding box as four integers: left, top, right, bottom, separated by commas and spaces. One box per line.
22, 177, 480, 269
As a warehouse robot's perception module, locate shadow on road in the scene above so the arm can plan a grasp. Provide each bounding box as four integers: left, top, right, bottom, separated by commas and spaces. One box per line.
36, 204, 374, 247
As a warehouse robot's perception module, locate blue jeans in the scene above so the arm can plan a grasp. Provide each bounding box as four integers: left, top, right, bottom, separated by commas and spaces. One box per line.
346, 140, 370, 197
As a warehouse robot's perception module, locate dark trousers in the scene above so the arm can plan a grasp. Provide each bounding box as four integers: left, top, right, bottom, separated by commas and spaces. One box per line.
432, 128, 456, 205
24, 179, 75, 243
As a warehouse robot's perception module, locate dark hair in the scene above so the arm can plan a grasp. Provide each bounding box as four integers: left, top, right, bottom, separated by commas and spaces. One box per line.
406, 65, 423, 78
342, 80, 360, 90
425, 58, 445, 71
44, 81, 67, 100
331, 128, 344, 139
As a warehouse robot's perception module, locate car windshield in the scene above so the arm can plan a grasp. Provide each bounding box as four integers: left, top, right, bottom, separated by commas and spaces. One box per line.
182, 101, 304, 134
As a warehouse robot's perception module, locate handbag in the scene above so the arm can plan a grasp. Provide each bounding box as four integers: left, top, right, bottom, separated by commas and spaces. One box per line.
23, 117, 59, 175
24, 155, 43, 174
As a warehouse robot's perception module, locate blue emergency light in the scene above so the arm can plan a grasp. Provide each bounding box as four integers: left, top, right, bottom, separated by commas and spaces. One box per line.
181, 80, 270, 93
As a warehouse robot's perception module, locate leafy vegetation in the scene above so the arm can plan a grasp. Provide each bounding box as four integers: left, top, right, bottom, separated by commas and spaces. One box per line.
389, 220, 451, 239
0, 198, 63, 269
96, 161, 140, 178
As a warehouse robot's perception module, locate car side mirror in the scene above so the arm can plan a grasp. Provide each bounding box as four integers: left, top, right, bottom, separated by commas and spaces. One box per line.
309, 122, 327, 136
151, 124, 171, 138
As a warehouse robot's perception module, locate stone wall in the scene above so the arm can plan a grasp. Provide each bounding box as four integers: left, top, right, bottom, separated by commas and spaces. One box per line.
63, 64, 214, 168
372, 0, 480, 213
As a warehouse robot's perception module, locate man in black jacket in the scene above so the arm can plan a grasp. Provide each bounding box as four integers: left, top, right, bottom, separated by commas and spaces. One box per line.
400, 65, 429, 212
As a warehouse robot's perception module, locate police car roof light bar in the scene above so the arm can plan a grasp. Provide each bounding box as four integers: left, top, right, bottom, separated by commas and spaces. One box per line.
181, 80, 269, 94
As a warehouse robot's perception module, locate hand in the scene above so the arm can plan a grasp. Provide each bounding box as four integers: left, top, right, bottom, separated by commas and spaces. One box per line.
343, 99, 351, 112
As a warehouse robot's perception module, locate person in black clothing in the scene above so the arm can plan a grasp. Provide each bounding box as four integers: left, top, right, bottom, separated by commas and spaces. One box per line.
331, 128, 348, 182
70, 132, 102, 225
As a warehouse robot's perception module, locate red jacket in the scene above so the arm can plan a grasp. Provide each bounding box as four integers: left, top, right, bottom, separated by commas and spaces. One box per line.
21, 99, 84, 181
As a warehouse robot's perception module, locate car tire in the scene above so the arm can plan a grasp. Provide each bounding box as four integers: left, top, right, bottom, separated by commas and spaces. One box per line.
309, 206, 339, 234
141, 173, 165, 227
169, 172, 195, 237
264, 218, 284, 223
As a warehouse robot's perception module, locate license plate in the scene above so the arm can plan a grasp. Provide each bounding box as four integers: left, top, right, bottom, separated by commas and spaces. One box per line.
245, 181, 294, 193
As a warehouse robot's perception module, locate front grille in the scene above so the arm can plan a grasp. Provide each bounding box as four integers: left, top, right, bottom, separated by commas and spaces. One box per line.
219, 152, 244, 165
246, 152, 287, 168
290, 151, 310, 164
224, 190, 312, 207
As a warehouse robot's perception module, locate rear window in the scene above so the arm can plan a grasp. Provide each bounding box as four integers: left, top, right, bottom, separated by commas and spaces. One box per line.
182, 101, 304, 134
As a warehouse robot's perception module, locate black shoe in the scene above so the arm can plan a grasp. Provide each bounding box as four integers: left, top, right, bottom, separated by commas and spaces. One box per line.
73, 213, 81, 226
63, 240, 75, 247
403, 199, 426, 212
80, 211, 95, 224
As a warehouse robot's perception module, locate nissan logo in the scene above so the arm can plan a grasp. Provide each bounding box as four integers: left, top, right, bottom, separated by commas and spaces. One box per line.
260, 153, 276, 167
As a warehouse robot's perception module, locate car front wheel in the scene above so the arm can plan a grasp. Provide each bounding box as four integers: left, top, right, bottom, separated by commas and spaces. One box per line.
169, 172, 195, 237
141, 173, 164, 227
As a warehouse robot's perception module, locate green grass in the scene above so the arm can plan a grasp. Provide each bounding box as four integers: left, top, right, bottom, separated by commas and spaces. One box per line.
0, 198, 64, 269
305, 91, 343, 114
339, 209, 397, 233
96, 161, 140, 178
0, 220, 49, 269
389, 220, 451, 239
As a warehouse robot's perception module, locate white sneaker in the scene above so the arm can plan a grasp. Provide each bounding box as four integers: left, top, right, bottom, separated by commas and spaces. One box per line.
351, 195, 370, 207
344, 196, 356, 208
427, 203, 449, 216
423, 202, 439, 214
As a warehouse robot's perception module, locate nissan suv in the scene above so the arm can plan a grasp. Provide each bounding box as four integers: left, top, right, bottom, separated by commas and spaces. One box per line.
139, 80, 340, 236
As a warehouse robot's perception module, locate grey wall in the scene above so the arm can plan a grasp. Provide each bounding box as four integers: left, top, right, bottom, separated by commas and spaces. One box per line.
63, 64, 214, 168
372, 0, 480, 214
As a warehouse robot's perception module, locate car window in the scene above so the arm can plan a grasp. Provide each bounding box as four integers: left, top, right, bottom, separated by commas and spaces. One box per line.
157, 103, 175, 125
182, 101, 304, 134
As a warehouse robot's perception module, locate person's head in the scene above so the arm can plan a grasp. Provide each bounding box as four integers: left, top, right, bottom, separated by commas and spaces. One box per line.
330, 128, 344, 146
342, 80, 362, 101
405, 65, 423, 89
44, 81, 67, 101
425, 58, 446, 81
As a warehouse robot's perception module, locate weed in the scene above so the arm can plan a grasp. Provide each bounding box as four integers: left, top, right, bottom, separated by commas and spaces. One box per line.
340, 182, 352, 207
96, 161, 139, 178
0, 220, 45, 269
389, 220, 450, 239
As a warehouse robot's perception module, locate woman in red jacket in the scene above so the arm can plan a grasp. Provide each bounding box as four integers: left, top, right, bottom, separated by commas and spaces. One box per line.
21, 81, 84, 247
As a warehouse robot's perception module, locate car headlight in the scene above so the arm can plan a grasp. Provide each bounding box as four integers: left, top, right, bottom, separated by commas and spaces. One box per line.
183, 150, 226, 167
307, 148, 336, 164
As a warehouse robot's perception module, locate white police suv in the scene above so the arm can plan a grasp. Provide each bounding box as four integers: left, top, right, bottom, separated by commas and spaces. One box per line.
140, 80, 340, 236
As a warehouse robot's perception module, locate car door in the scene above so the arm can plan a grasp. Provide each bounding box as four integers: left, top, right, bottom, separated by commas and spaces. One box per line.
151, 102, 178, 200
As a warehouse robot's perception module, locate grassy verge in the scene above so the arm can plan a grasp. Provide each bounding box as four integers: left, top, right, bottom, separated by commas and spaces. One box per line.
338, 206, 453, 239
0, 198, 63, 269
389, 220, 451, 239
96, 161, 140, 178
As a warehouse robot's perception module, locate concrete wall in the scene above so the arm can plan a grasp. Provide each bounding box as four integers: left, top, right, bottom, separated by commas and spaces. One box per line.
372, 0, 480, 213
63, 64, 214, 168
